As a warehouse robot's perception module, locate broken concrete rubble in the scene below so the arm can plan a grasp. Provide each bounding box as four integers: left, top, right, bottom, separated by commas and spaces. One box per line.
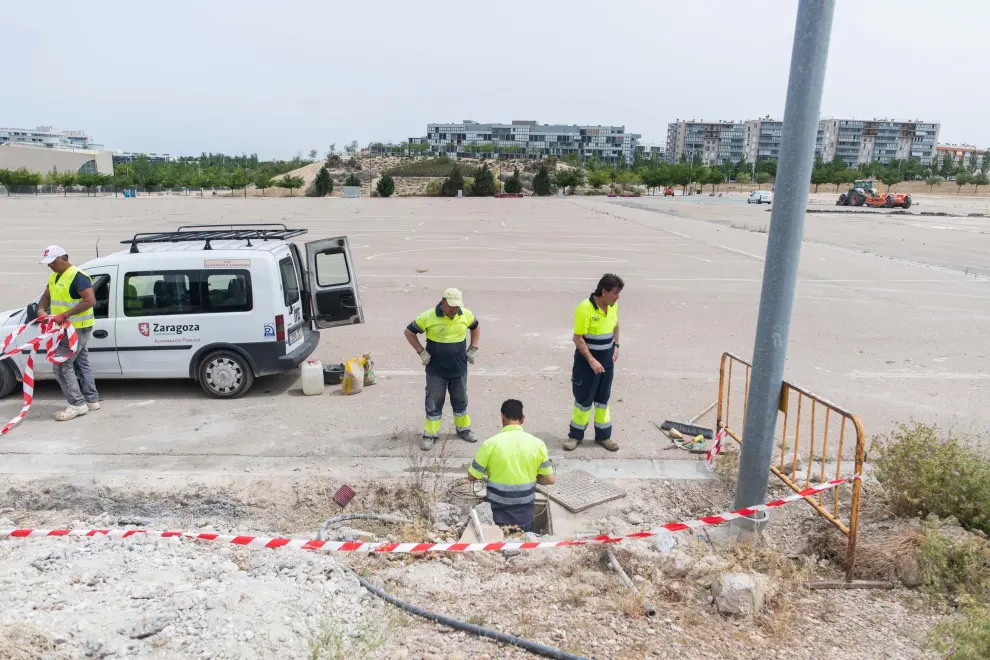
712, 572, 768, 617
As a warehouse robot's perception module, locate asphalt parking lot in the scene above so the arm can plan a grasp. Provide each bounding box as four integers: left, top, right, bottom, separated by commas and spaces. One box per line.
0, 193, 987, 478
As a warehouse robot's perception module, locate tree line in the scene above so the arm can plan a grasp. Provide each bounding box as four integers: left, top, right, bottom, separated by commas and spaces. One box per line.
0, 152, 313, 196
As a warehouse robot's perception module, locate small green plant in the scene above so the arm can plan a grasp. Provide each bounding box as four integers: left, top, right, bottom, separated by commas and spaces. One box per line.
872, 422, 990, 534
376, 172, 395, 197
928, 603, 990, 660
343, 173, 361, 188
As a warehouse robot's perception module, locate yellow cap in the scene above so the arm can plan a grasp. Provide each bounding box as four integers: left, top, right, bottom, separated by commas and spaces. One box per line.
443, 288, 463, 307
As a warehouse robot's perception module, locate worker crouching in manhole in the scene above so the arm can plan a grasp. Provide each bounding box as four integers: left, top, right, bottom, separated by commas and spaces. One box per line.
467, 399, 555, 533
404, 288, 480, 450
564, 273, 623, 452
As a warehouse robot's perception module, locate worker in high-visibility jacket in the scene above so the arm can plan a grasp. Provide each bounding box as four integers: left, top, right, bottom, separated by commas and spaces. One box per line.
468, 399, 555, 531
563, 273, 624, 452
37, 245, 101, 421
404, 288, 480, 450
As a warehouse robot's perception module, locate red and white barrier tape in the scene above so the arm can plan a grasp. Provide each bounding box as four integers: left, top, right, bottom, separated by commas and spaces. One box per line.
0, 475, 860, 553
0, 318, 78, 436
705, 427, 725, 471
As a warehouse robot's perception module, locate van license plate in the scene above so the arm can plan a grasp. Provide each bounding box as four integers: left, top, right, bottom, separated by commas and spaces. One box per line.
290, 328, 303, 345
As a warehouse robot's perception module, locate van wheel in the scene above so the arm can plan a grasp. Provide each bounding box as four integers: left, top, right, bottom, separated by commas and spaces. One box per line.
0, 362, 17, 398
198, 350, 254, 399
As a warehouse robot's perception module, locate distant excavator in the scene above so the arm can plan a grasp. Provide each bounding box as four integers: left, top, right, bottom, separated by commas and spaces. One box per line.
837, 179, 912, 209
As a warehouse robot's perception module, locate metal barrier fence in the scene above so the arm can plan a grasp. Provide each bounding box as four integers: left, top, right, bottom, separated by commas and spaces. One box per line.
716, 352, 866, 578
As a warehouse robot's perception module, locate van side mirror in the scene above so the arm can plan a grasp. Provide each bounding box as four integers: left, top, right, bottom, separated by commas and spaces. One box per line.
25, 302, 39, 322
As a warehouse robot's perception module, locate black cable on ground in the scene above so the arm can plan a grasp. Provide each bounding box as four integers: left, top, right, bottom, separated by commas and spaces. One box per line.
347, 568, 590, 660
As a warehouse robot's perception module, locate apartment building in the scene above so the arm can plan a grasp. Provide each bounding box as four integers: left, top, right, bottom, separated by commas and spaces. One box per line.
934, 144, 985, 171
635, 143, 665, 161
112, 151, 173, 165
0, 126, 103, 151
417, 120, 640, 164
818, 119, 939, 168
664, 120, 745, 166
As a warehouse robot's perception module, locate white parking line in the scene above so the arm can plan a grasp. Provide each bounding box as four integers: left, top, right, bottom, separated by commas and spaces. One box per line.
717, 245, 765, 260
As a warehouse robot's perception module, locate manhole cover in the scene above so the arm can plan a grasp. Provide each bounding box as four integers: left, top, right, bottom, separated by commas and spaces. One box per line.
536, 469, 626, 513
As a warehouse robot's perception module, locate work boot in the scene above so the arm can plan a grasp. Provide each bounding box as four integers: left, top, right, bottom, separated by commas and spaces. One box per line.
596, 439, 620, 452
55, 404, 88, 421
420, 435, 437, 451
562, 438, 581, 452
457, 429, 478, 443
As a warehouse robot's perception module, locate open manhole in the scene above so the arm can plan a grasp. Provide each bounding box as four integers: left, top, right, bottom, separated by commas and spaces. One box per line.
536, 469, 627, 513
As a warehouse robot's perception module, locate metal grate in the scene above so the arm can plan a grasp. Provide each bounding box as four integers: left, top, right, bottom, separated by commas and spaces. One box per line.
332, 484, 356, 508
536, 469, 626, 513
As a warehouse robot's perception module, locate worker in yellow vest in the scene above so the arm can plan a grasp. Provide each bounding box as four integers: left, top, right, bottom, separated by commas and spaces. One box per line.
37, 246, 100, 421
404, 288, 480, 450
564, 273, 624, 452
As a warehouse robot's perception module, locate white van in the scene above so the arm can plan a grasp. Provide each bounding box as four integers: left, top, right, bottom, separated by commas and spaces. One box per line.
0, 225, 363, 399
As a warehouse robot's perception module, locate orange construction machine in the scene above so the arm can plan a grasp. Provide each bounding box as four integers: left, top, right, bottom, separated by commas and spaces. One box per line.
837, 180, 912, 209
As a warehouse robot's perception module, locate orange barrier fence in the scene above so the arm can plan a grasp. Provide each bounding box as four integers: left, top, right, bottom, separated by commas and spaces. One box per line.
716, 352, 866, 579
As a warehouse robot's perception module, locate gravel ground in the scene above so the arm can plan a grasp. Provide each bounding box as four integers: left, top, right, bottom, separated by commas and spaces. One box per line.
0, 474, 945, 659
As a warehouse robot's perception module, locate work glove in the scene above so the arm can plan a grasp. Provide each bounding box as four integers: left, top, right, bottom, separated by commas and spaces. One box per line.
419, 349, 431, 366
466, 346, 478, 365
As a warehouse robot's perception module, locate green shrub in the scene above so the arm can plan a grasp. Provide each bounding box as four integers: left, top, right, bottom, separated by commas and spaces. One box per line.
376, 172, 395, 197
872, 422, 990, 534
424, 180, 442, 196
918, 530, 990, 599
471, 164, 497, 197
532, 166, 552, 196
344, 173, 361, 188
440, 166, 464, 197
928, 604, 990, 660
503, 168, 522, 194
313, 166, 333, 196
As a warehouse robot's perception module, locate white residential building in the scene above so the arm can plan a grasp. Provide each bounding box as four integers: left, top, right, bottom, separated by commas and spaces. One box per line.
0, 126, 103, 151
419, 120, 641, 164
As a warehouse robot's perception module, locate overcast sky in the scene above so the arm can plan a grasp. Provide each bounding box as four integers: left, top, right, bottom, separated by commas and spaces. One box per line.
3, 0, 986, 159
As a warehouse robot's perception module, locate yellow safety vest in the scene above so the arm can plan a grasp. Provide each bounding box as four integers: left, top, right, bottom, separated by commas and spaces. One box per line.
48, 266, 95, 329
468, 425, 553, 507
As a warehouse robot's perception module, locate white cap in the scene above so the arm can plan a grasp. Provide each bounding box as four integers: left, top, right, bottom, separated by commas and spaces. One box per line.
39, 245, 67, 265
442, 287, 463, 307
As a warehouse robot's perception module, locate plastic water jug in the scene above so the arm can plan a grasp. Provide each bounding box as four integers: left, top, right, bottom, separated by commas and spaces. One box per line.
300, 359, 324, 396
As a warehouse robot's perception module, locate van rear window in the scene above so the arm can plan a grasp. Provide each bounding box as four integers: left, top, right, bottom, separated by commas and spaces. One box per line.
278, 256, 300, 307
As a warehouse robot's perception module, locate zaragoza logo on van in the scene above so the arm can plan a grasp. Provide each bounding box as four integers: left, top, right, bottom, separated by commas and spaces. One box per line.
152, 323, 200, 336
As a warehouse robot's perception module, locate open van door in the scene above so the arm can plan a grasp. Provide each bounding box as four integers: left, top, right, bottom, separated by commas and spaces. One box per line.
303, 237, 365, 329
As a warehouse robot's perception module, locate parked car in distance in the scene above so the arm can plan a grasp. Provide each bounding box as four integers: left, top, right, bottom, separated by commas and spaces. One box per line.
747, 191, 773, 204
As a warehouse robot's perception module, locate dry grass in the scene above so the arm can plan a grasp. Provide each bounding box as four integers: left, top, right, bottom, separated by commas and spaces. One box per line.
808, 523, 924, 582
0, 624, 61, 660
404, 435, 455, 517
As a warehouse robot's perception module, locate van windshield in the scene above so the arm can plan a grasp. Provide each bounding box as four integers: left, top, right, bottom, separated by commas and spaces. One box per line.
278, 255, 300, 307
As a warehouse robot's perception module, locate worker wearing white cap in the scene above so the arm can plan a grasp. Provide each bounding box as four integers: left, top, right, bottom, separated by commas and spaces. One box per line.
404, 288, 481, 450
37, 245, 101, 421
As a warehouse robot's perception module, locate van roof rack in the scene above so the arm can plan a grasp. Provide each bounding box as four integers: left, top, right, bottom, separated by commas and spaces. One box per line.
121, 223, 309, 253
